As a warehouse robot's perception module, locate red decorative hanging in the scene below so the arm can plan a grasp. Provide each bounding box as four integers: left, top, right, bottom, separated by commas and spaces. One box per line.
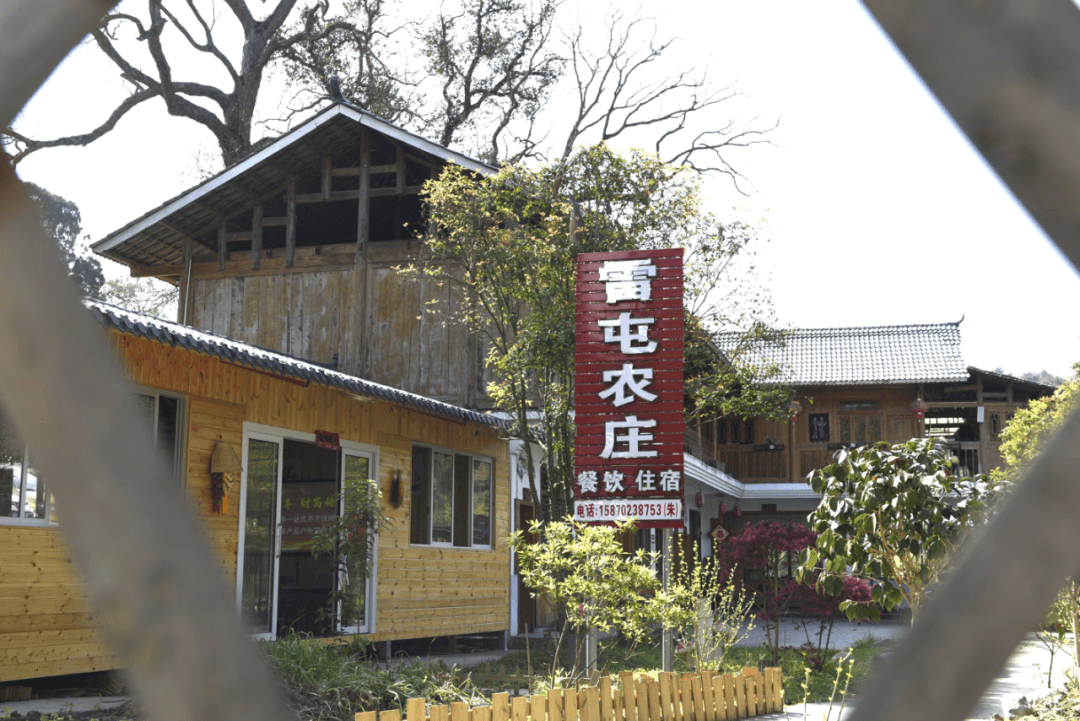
734, 505, 742, 518
719, 501, 727, 515
787, 399, 803, 423
910, 397, 929, 421
695, 492, 705, 507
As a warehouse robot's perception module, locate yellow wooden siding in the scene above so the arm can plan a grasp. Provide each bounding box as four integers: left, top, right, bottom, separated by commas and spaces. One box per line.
0, 331, 510, 681
0, 526, 115, 682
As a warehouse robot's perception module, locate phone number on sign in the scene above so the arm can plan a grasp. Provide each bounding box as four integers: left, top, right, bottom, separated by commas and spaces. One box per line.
574, 499, 682, 521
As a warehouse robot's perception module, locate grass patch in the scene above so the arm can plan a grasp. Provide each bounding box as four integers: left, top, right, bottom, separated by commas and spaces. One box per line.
264, 633, 488, 721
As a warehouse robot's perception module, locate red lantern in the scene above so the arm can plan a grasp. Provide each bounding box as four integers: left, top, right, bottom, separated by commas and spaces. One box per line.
719, 501, 727, 515
910, 397, 929, 421
734, 505, 742, 518
695, 492, 705, 507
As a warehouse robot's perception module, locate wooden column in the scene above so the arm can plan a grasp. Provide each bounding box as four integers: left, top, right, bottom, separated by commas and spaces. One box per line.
321, 154, 332, 199
251, 203, 263, 270
285, 180, 297, 268
394, 144, 406, 241
179, 234, 193, 325
356, 128, 371, 375
217, 219, 227, 271
358, 130, 370, 253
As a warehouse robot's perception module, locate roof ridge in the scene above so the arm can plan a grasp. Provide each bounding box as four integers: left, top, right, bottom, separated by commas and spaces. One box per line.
83, 299, 514, 433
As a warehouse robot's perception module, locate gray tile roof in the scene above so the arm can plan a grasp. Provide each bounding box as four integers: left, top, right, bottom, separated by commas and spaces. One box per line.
86, 299, 515, 432
716, 322, 969, 386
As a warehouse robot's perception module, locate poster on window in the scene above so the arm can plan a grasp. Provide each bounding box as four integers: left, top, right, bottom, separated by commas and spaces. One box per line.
574, 248, 685, 529
280, 481, 337, 551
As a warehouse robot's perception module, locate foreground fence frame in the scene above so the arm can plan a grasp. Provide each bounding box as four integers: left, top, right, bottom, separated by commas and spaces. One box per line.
357, 669, 783, 721
2, 4, 1080, 721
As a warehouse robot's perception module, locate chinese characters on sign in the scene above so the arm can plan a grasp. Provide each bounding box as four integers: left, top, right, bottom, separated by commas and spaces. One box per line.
574, 250, 685, 529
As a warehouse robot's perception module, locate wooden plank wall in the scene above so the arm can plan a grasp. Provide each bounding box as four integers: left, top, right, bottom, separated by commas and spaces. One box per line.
0, 527, 116, 681
0, 331, 510, 681
188, 248, 489, 410
711, 386, 919, 483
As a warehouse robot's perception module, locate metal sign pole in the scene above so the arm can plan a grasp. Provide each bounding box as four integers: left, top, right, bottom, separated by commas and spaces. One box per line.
662, 527, 674, 672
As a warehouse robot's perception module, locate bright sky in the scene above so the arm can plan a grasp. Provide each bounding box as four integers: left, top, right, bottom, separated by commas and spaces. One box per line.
12, 0, 1080, 378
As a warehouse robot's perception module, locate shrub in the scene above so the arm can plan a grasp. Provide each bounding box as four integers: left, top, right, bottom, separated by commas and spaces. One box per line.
719, 521, 817, 665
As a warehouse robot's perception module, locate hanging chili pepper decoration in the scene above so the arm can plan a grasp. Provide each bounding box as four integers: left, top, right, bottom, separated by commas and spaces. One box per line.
210, 471, 226, 513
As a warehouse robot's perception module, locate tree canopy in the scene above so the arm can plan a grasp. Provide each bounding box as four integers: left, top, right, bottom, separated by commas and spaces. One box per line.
993, 363, 1080, 482
5, 0, 775, 182
801, 438, 999, 621
409, 144, 788, 522
24, 182, 105, 298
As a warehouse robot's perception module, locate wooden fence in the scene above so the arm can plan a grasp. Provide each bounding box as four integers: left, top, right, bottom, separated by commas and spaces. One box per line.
356, 669, 784, 721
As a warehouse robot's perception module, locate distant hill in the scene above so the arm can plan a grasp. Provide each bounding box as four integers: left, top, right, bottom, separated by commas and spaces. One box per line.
993, 367, 1067, 387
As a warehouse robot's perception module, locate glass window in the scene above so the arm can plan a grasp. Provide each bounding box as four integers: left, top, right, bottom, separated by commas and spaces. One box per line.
241, 438, 279, 635
472, 459, 492, 546
431, 451, 455, 544
132, 390, 184, 485
1, 412, 55, 523
342, 454, 371, 629
412, 445, 494, 548
839, 401, 883, 444
809, 413, 830, 443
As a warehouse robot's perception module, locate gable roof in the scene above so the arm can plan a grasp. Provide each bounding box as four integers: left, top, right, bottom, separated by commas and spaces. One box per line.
716, 322, 969, 386
91, 103, 496, 271
86, 299, 514, 432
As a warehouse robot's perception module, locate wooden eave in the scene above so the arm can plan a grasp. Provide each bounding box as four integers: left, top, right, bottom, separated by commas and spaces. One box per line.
91, 103, 496, 274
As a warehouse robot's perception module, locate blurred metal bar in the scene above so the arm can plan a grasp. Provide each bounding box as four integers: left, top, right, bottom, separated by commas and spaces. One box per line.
850, 1, 1080, 719
0, 2, 292, 721
861, 0, 1080, 272
0, 0, 114, 128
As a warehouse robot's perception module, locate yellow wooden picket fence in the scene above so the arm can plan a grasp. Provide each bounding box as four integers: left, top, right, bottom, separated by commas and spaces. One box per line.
355, 668, 784, 721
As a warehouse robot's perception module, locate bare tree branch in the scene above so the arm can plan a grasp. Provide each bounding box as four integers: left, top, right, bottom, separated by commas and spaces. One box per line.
5, 87, 160, 164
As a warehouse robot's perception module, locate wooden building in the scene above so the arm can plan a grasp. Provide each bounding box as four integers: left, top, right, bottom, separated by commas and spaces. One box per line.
1, 102, 518, 683
692, 322, 1056, 533
0, 301, 512, 682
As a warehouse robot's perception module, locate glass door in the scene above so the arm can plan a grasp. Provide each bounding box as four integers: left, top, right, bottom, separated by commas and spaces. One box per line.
339, 449, 376, 634
238, 435, 282, 640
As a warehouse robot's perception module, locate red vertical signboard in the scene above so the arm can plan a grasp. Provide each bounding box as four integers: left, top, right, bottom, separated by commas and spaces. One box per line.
574, 249, 685, 529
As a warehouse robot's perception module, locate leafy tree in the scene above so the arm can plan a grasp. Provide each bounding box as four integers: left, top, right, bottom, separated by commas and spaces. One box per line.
411, 145, 787, 522
720, 520, 817, 666
993, 363, 1080, 679
509, 519, 664, 687
310, 475, 389, 632
666, 541, 755, 672
994, 363, 1080, 482
800, 438, 999, 623
98, 277, 179, 319
24, 182, 104, 298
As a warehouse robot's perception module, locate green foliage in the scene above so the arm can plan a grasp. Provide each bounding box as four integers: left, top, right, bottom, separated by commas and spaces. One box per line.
264, 633, 487, 720
509, 518, 664, 685
665, 544, 755, 672
994, 363, 1080, 483
24, 182, 104, 298
413, 145, 786, 520
801, 438, 1000, 621
309, 476, 390, 631
98, 277, 179, 319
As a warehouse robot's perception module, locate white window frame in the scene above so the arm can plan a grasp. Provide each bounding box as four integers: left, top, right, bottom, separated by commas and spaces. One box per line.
236, 422, 379, 639
1, 441, 54, 527
131, 384, 187, 486
411, 443, 494, 551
